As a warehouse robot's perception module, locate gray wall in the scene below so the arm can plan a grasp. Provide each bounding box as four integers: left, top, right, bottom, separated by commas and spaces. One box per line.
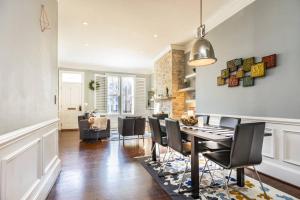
0, 0, 58, 134
196, 0, 300, 119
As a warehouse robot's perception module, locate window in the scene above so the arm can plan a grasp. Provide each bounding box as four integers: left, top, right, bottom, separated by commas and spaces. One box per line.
107, 76, 120, 114
121, 77, 134, 114
95, 75, 139, 115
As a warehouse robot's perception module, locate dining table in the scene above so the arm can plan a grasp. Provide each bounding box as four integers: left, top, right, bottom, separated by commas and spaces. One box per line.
152, 120, 243, 199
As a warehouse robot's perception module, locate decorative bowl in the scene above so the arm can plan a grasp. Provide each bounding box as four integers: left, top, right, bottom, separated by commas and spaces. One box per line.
180, 116, 198, 126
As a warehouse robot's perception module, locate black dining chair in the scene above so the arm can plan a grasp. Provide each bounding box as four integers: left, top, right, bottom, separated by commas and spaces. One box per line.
200, 116, 241, 152
195, 114, 210, 125
164, 118, 215, 193
202, 122, 268, 198
148, 117, 168, 165
164, 118, 192, 193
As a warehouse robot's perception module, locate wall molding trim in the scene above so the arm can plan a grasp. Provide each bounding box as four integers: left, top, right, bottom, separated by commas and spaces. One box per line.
0, 118, 59, 149
196, 113, 300, 126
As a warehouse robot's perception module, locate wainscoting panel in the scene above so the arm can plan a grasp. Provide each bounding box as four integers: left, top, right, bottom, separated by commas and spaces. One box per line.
198, 113, 300, 187
282, 130, 300, 166
0, 119, 60, 200
42, 129, 58, 174
262, 128, 275, 158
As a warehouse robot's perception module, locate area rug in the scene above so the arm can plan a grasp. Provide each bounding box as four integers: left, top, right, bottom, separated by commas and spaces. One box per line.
137, 154, 297, 200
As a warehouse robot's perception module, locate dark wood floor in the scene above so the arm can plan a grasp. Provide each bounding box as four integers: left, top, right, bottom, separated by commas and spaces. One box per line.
47, 130, 300, 200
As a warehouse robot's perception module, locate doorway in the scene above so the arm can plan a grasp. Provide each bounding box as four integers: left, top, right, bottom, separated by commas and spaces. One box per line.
59, 71, 85, 130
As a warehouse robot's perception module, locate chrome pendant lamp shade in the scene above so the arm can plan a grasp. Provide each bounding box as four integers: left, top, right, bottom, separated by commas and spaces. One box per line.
188, 0, 217, 67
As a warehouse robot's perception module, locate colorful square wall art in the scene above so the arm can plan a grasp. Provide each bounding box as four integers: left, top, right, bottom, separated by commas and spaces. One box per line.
243, 57, 255, 72
227, 60, 237, 72
228, 75, 239, 87
234, 58, 243, 67
217, 76, 225, 86
243, 76, 254, 87
221, 69, 230, 78
251, 62, 266, 78
262, 54, 277, 68
236, 69, 245, 78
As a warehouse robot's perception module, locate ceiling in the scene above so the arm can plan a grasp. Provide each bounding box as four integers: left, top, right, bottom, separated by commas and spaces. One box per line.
58, 0, 254, 74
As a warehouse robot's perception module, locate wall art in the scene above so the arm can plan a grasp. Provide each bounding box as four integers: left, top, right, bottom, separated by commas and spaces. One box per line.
228, 75, 239, 87
217, 77, 225, 86
243, 57, 255, 72
251, 62, 266, 78
262, 54, 277, 68
236, 69, 245, 78
221, 69, 230, 78
243, 76, 254, 87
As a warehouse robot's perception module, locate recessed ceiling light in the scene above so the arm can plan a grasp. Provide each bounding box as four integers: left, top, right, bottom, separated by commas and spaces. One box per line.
84, 43, 89, 47
153, 34, 158, 38
82, 22, 88, 26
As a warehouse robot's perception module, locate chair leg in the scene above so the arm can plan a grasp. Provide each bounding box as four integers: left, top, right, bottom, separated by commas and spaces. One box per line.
159, 146, 169, 171
178, 156, 189, 193
227, 169, 232, 184
253, 166, 269, 199
159, 149, 173, 176
158, 145, 161, 162
206, 160, 216, 185
199, 159, 208, 184
222, 169, 230, 199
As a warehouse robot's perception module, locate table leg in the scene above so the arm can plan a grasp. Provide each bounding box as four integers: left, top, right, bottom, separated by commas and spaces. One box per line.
191, 136, 199, 198
237, 168, 245, 187
152, 141, 157, 161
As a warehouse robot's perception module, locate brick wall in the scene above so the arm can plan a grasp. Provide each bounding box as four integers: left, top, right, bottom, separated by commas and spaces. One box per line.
154, 49, 185, 119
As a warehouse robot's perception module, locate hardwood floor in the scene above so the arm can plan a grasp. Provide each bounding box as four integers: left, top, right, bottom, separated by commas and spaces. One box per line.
46, 131, 170, 200
47, 130, 300, 200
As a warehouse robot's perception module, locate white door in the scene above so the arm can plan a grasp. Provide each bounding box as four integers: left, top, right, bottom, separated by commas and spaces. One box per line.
59, 71, 84, 130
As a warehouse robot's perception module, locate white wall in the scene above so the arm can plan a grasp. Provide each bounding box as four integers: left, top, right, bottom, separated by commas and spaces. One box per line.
0, 0, 58, 134
0, 0, 60, 199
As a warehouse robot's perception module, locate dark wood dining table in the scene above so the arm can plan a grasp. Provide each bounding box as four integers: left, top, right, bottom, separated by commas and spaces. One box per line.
152, 121, 242, 199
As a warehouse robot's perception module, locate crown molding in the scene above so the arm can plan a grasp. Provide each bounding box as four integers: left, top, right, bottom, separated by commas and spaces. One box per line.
152, 44, 185, 63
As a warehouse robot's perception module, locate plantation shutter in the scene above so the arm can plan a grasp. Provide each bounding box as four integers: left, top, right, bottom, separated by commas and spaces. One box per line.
94, 74, 107, 113
135, 77, 146, 116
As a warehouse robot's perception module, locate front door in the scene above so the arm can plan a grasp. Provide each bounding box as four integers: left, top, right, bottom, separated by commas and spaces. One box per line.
59, 71, 84, 130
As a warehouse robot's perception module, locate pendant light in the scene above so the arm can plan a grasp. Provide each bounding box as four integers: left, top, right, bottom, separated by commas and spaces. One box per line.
188, 0, 217, 66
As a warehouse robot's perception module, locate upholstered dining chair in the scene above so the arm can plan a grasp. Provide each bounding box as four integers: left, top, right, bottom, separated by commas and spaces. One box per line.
202, 122, 268, 198
163, 118, 192, 193
148, 117, 168, 167
199, 116, 241, 152
195, 114, 210, 125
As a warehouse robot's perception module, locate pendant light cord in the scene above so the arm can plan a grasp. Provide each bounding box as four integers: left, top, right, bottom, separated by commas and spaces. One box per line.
200, 0, 202, 26
198, 0, 205, 38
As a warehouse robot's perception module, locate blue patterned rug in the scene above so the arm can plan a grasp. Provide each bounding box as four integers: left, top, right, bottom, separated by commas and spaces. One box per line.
137, 155, 297, 200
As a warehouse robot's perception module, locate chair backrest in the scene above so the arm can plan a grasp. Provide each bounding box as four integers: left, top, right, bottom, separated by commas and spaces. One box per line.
195, 114, 210, 125
148, 117, 164, 144
153, 113, 169, 120
118, 117, 135, 136
220, 116, 241, 129
229, 122, 266, 168
78, 119, 89, 135
134, 117, 146, 135
165, 118, 183, 153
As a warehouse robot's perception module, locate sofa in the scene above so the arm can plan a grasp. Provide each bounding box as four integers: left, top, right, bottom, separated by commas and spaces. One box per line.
118, 116, 146, 143
78, 115, 110, 141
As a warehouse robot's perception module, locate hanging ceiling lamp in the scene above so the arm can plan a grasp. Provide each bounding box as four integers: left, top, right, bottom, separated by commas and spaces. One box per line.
188, 0, 217, 66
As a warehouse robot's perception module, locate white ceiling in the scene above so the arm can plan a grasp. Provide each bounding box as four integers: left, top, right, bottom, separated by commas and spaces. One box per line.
58, 0, 254, 74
